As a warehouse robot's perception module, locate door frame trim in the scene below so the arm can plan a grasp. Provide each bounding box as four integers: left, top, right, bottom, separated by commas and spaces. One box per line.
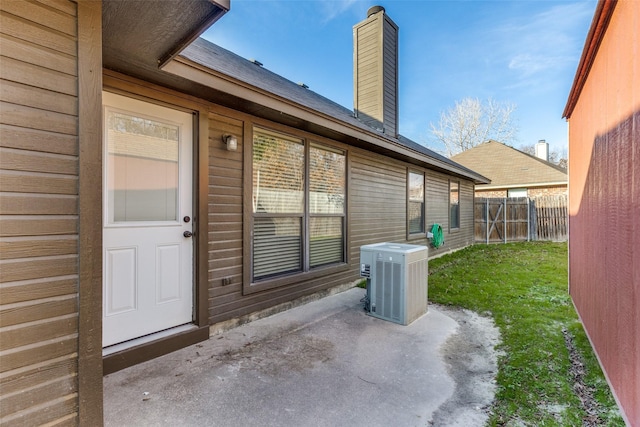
102, 71, 211, 374
103, 326, 209, 374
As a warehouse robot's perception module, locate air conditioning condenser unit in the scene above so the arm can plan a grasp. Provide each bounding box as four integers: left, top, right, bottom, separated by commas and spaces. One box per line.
360, 242, 428, 325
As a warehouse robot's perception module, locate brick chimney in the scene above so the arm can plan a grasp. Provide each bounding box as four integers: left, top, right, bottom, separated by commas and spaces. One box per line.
353, 6, 399, 137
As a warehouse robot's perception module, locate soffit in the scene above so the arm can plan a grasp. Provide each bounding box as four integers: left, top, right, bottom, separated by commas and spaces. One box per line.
102, 0, 229, 80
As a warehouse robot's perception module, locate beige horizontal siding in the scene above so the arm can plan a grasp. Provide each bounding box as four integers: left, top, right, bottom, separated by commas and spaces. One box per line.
0, 33, 77, 77
382, 20, 397, 134
36, 0, 77, 16
355, 19, 381, 118
0, 101, 78, 134
0, 0, 77, 37
0, 277, 77, 305
0, 216, 78, 237
0, 148, 78, 174
349, 148, 406, 263
203, 107, 475, 333
0, 314, 77, 351
0, 355, 77, 396
0, 0, 80, 424
0, 8, 76, 55
0, 170, 78, 194
425, 170, 475, 255
1, 374, 77, 418
0, 236, 77, 259
0, 394, 77, 426
0, 194, 78, 215
207, 113, 359, 325
0, 124, 78, 155
207, 111, 245, 320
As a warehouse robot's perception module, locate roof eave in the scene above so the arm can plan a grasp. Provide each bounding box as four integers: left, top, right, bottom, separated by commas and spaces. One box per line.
102, 0, 230, 80
158, 1, 231, 68
477, 181, 568, 190
562, 0, 617, 119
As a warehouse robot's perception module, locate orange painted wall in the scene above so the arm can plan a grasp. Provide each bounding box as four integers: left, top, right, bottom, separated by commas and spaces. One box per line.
567, 1, 639, 424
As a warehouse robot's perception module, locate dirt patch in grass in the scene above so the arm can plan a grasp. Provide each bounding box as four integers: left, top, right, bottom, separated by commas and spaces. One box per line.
562, 328, 605, 426
427, 242, 624, 426
430, 306, 502, 427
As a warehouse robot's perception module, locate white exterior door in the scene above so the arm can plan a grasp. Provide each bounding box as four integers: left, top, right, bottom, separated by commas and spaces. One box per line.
102, 92, 193, 347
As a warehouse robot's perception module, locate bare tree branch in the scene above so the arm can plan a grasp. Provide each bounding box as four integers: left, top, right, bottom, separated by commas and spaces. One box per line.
429, 98, 519, 156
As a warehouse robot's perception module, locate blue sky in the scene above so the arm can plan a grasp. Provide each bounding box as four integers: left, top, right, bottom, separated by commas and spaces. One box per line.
203, 0, 596, 158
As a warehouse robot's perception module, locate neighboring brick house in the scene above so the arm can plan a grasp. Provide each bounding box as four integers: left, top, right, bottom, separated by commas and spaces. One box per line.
451, 140, 567, 198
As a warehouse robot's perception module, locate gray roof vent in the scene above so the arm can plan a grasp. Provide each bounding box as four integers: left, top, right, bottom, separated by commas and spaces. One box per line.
367, 5, 385, 17
249, 58, 263, 67
298, 82, 309, 89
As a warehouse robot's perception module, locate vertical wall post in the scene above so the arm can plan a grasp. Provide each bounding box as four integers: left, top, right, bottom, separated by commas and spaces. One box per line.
77, 0, 104, 424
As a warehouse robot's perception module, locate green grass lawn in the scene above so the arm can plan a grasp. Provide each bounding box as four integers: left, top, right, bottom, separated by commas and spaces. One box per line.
428, 242, 624, 426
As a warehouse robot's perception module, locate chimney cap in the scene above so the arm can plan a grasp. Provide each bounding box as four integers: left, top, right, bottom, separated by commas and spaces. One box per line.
367, 5, 385, 17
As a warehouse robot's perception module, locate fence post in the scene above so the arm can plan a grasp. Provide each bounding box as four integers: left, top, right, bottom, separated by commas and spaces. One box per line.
503, 198, 507, 244
485, 198, 489, 244
527, 197, 530, 242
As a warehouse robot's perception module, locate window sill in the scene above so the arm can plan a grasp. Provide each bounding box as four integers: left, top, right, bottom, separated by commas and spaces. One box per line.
243, 262, 351, 295
407, 232, 427, 241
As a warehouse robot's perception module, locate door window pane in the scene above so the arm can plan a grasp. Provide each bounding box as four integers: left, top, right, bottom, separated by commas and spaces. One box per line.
106, 111, 179, 222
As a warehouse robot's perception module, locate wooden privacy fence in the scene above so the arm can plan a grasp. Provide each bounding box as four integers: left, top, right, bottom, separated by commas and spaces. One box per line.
474, 195, 568, 243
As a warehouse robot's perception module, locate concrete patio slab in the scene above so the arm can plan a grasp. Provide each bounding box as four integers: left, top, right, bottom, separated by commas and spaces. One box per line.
104, 288, 499, 426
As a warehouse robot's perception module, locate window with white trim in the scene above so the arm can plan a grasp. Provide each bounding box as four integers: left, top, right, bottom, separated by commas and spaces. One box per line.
251, 128, 346, 282
507, 188, 527, 198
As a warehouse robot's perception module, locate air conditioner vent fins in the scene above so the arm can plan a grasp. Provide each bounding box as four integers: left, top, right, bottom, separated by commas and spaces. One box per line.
360, 242, 428, 325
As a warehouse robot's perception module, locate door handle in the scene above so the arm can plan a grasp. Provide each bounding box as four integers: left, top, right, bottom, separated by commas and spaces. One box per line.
183, 231, 193, 238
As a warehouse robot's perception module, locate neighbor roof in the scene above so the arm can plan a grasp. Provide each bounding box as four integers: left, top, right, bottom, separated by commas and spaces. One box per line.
169, 38, 488, 184
451, 140, 567, 189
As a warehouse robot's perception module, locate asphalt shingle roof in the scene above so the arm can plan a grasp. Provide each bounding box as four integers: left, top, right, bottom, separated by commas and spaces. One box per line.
179, 38, 487, 183
451, 140, 567, 188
